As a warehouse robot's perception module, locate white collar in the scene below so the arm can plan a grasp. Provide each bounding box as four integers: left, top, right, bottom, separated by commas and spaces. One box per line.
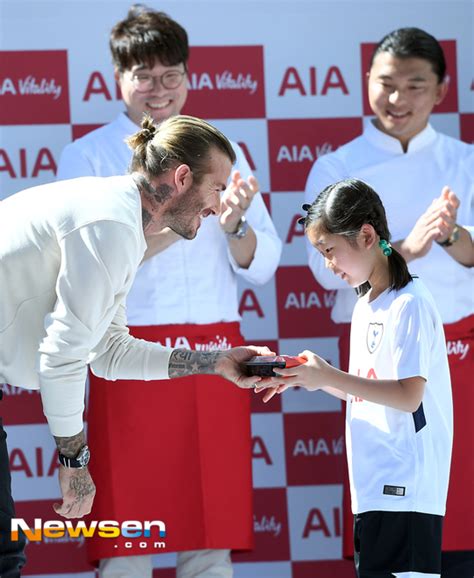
118, 111, 141, 133
364, 118, 437, 154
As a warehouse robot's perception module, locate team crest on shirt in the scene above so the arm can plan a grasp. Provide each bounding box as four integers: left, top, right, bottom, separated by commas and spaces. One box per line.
367, 323, 383, 353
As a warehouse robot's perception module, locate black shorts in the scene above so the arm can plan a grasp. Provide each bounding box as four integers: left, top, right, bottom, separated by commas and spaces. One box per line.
354, 510, 443, 577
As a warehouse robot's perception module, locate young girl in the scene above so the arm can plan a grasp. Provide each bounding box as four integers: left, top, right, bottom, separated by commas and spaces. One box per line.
258, 178, 453, 578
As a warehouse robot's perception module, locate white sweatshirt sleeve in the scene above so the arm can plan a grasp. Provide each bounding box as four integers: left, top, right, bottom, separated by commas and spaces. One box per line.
88, 302, 172, 382
227, 143, 282, 285
37, 221, 172, 437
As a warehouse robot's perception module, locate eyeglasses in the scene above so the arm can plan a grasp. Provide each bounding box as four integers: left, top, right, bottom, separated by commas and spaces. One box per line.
128, 69, 186, 92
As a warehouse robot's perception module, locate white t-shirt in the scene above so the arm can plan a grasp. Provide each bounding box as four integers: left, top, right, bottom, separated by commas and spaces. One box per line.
347, 278, 453, 516
305, 121, 474, 324
0, 176, 172, 436
58, 113, 282, 325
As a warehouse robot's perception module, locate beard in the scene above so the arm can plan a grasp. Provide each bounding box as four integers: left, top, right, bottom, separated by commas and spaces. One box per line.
164, 184, 204, 240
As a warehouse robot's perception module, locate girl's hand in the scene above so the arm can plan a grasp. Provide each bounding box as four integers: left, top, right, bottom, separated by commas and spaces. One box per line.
254, 350, 334, 402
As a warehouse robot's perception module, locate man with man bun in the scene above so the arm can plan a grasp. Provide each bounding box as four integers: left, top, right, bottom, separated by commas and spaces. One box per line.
58, 4, 281, 577
0, 114, 272, 577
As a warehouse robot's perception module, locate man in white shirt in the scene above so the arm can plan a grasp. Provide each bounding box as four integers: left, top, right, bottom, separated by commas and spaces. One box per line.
57, 5, 281, 578
305, 27, 473, 574
0, 114, 271, 578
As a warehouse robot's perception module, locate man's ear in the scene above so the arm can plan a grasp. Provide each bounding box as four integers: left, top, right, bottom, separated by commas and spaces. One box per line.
114, 68, 121, 83
434, 78, 449, 106
173, 164, 193, 193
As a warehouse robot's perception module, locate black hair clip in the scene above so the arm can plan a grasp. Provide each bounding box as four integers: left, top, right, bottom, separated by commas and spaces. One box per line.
297, 203, 311, 225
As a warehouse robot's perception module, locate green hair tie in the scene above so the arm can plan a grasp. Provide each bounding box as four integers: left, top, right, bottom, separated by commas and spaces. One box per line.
379, 239, 392, 256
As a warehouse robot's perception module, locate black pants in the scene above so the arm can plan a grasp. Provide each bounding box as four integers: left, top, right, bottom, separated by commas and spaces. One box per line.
0, 390, 26, 577
354, 510, 442, 577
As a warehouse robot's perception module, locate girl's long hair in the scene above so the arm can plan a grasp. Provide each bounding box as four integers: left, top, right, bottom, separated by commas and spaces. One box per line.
303, 178, 412, 296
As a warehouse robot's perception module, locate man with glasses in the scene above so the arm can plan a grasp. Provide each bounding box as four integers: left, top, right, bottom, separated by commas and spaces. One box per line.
58, 4, 281, 578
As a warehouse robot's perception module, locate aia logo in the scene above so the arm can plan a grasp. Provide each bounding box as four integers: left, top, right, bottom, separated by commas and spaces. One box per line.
284, 413, 345, 485
182, 46, 265, 119
293, 436, 344, 457
0, 148, 57, 179
10, 447, 59, 479
268, 118, 362, 191
302, 507, 342, 538
367, 322, 383, 353
360, 40, 459, 114
0, 51, 70, 125
276, 267, 341, 338
278, 65, 349, 97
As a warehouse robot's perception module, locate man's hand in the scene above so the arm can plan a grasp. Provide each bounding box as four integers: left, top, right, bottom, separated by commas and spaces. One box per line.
397, 200, 443, 261
53, 429, 96, 518
53, 466, 96, 518
220, 170, 259, 234
169, 345, 275, 388
396, 185, 460, 262
215, 345, 276, 388
432, 186, 460, 243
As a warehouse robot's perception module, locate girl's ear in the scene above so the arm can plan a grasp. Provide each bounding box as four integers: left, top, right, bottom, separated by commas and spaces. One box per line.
359, 224, 377, 249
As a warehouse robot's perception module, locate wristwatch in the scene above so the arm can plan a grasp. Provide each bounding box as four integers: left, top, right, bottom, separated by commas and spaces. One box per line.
436, 224, 460, 247
58, 445, 90, 469
226, 216, 249, 239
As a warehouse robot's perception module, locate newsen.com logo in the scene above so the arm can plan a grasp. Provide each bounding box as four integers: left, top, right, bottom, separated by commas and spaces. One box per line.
11, 518, 166, 550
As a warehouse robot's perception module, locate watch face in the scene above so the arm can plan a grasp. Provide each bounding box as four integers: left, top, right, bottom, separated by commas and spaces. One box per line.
77, 445, 90, 467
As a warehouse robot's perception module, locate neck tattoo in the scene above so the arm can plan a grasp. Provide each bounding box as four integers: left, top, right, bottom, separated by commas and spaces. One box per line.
132, 172, 173, 205
142, 207, 152, 230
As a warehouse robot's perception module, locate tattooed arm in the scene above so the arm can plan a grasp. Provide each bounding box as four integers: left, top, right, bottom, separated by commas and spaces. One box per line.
54, 430, 86, 458
53, 430, 96, 519
169, 346, 275, 389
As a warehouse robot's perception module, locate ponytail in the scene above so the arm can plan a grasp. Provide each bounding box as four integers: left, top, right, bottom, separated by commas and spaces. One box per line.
387, 246, 412, 293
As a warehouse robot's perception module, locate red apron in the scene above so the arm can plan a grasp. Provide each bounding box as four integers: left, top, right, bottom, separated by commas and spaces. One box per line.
86, 321, 253, 564
442, 314, 474, 550
343, 315, 474, 556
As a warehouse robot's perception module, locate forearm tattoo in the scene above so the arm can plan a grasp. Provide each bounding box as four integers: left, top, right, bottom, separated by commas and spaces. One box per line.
169, 349, 221, 378
54, 430, 85, 458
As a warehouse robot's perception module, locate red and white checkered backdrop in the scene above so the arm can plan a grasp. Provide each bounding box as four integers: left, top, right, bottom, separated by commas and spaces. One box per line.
0, 1, 472, 576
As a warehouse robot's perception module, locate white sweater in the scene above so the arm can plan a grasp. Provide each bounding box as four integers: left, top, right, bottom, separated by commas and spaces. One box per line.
0, 175, 172, 436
